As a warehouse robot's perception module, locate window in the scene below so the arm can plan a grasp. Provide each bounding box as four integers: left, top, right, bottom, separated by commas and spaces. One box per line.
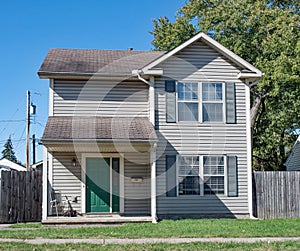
203, 156, 225, 195
166, 81, 236, 123
202, 83, 224, 122
178, 156, 200, 195
167, 154, 237, 197
177, 82, 198, 121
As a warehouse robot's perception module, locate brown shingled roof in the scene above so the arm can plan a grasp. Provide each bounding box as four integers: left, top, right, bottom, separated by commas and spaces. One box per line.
42, 116, 157, 142
38, 49, 165, 77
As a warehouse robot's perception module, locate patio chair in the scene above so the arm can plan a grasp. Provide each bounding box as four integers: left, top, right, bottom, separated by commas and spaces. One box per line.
49, 189, 65, 216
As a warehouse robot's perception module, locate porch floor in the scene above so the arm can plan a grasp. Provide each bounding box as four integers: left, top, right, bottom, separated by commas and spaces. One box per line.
42, 215, 152, 225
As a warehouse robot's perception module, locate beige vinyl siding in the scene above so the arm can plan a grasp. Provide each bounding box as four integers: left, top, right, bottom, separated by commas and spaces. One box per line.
53, 80, 149, 117
51, 152, 82, 213
124, 152, 151, 215
155, 40, 249, 216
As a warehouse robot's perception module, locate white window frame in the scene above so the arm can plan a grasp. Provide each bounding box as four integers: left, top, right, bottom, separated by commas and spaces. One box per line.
177, 82, 199, 122
175, 82, 225, 123
203, 155, 227, 196
177, 156, 200, 196
176, 155, 228, 197
201, 82, 225, 123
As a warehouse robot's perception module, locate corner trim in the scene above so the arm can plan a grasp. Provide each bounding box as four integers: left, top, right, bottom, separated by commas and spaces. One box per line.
245, 82, 253, 217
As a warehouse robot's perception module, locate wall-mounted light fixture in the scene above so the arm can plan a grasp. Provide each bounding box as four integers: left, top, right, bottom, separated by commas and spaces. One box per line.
131, 177, 143, 183
72, 158, 76, 167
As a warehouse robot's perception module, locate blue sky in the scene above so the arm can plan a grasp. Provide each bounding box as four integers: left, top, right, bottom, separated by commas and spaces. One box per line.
0, 0, 184, 164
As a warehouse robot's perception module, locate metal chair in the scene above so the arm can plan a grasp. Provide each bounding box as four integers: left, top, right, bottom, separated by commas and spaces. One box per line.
49, 190, 65, 216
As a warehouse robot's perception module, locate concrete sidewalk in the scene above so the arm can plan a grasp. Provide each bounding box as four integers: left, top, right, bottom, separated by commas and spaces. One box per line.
0, 237, 300, 245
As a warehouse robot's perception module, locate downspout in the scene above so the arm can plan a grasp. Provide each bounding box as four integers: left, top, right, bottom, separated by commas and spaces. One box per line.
136, 70, 151, 85
134, 69, 157, 223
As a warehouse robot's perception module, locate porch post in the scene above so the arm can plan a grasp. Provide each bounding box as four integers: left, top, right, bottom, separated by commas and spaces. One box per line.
42, 146, 48, 221
151, 144, 157, 223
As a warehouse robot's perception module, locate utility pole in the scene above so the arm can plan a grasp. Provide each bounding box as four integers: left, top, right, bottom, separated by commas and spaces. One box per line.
26, 90, 30, 171
32, 134, 36, 165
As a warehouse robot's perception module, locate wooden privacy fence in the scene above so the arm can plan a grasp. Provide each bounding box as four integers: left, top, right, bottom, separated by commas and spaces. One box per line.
0, 170, 42, 223
253, 171, 300, 219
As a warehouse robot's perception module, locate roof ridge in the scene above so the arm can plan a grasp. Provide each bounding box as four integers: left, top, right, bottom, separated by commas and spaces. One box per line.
49, 48, 165, 53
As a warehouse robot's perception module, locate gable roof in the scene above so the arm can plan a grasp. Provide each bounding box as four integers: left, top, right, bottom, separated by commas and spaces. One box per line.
42, 116, 157, 142
38, 49, 165, 78
140, 32, 263, 79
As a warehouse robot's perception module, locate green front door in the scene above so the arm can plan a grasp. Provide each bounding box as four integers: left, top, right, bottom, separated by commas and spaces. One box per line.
86, 157, 120, 213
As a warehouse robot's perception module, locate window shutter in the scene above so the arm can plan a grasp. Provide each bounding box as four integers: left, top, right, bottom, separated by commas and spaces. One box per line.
225, 83, 236, 124
165, 80, 176, 122
227, 155, 238, 197
166, 155, 177, 197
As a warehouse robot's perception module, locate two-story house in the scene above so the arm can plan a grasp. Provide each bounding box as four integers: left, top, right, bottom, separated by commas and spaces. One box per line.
38, 33, 262, 223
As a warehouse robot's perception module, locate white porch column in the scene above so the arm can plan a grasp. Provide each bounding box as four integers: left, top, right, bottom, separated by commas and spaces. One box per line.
42, 146, 48, 221
151, 144, 157, 223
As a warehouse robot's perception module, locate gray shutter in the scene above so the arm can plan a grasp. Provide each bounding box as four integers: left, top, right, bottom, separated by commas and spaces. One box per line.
166, 155, 177, 197
165, 80, 176, 122
227, 155, 238, 197
226, 82, 236, 124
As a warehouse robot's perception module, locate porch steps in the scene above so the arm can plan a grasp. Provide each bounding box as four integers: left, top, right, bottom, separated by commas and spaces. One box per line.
42, 215, 152, 225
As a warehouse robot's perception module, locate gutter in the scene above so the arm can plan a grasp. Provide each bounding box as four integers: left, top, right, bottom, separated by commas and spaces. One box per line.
41, 138, 158, 144
131, 69, 163, 85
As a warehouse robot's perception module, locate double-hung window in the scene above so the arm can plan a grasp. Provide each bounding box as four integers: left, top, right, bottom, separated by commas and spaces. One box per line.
203, 156, 225, 195
177, 82, 198, 121
177, 155, 225, 196
166, 154, 238, 197
202, 83, 224, 122
173, 82, 225, 122
178, 156, 200, 195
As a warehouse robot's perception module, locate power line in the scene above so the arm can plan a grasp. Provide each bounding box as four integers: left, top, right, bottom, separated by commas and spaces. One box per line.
0, 120, 25, 123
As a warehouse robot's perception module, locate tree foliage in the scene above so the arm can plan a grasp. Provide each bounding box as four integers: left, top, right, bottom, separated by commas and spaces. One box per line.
1, 136, 18, 163
151, 0, 300, 170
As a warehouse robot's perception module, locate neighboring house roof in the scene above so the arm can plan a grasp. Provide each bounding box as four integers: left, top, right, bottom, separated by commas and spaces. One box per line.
285, 135, 300, 171
38, 49, 165, 78
139, 32, 263, 80
0, 158, 26, 171
42, 116, 157, 142
31, 161, 43, 170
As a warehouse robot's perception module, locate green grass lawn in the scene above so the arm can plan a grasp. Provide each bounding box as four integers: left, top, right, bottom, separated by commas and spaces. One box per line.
1, 241, 300, 251
1, 218, 300, 239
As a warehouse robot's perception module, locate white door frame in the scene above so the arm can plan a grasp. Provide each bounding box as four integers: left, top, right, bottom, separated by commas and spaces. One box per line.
81, 153, 124, 214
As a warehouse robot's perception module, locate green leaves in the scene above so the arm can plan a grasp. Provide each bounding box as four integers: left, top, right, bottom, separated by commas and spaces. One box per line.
1, 136, 18, 163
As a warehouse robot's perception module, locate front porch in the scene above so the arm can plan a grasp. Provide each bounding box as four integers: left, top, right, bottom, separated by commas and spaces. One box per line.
42, 116, 158, 224
42, 214, 152, 225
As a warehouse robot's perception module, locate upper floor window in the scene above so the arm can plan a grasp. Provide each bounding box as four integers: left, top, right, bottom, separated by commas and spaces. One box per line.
165, 80, 235, 124
177, 83, 198, 121
202, 83, 223, 122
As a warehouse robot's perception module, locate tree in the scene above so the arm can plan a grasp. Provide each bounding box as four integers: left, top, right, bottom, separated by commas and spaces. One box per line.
151, 0, 300, 170
1, 136, 18, 163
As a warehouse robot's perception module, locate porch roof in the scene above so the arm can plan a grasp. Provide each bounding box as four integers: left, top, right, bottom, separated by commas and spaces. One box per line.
42, 116, 157, 143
